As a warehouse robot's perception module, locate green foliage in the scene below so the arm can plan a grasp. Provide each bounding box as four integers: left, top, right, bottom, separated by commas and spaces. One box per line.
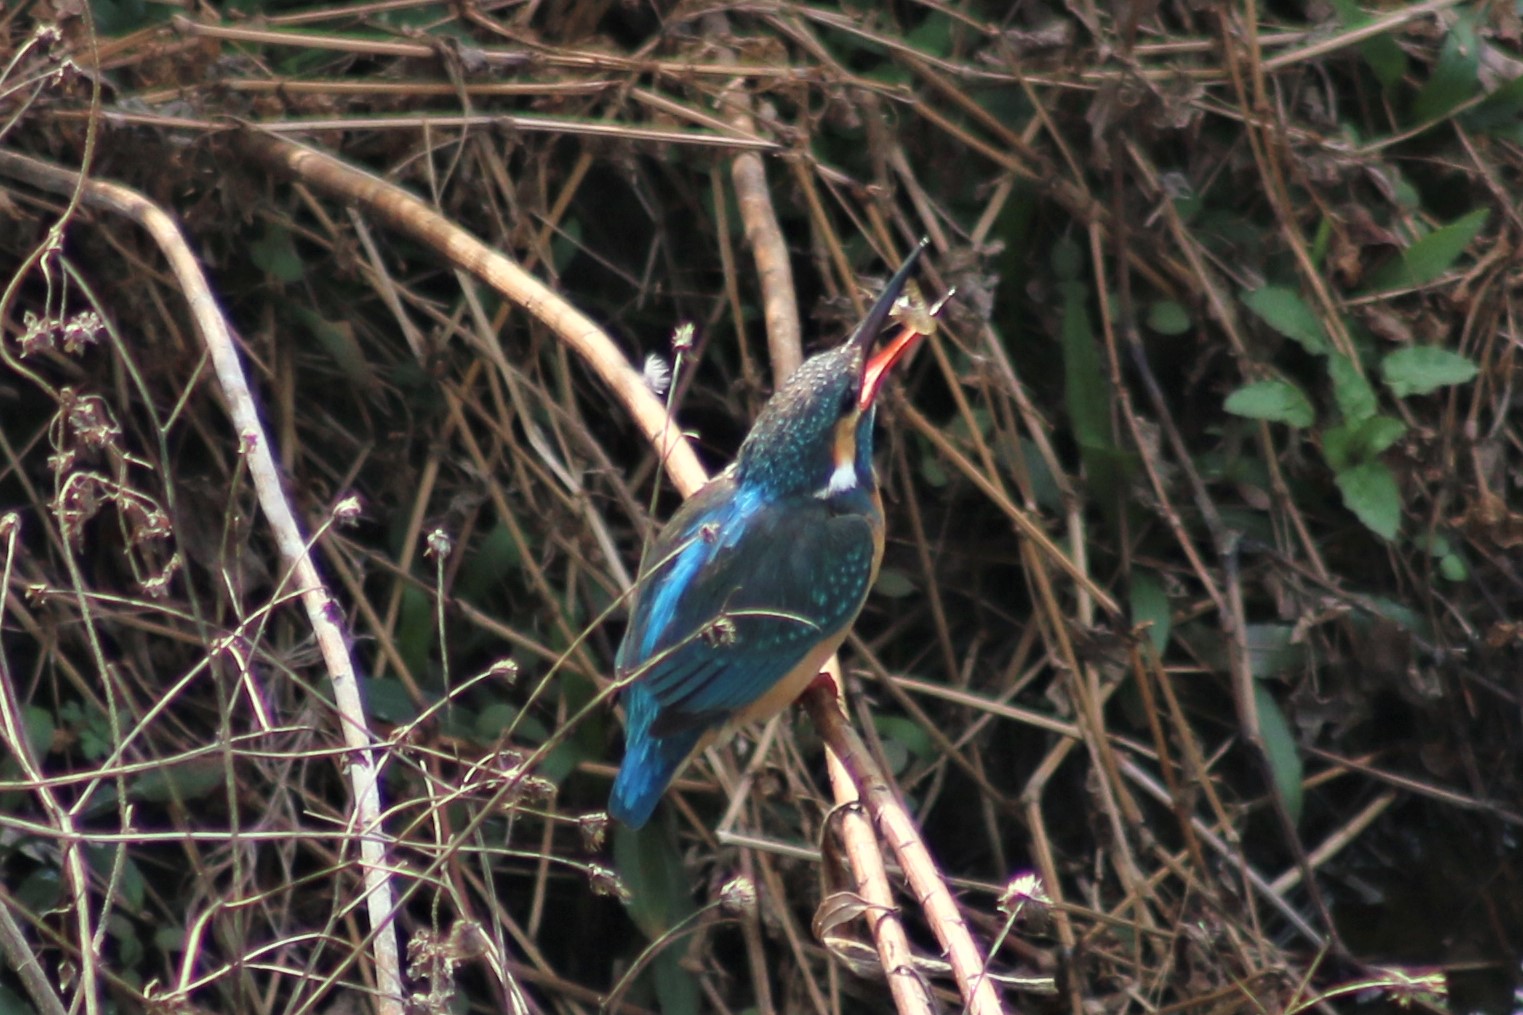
1463, 72, 1523, 139
457, 523, 525, 604
1146, 300, 1191, 335
1128, 569, 1171, 654
17, 705, 53, 761
905, 10, 956, 57
1327, 0, 1407, 87
1410, 14, 1481, 124
1334, 461, 1402, 540
1224, 379, 1315, 427
874, 714, 934, 771
874, 567, 916, 598
362, 676, 419, 725
58, 701, 111, 761
90, 0, 163, 34
250, 222, 305, 282
0, 984, 33, 1013
615, 821, 697, 939
614, 822, 701, 1013
1241, 286, 1328, 354
290, 305, 377, 394
1322, 414, 1407, 472
1235, 208, 1482, 541
86, 844, 146, 911
128, 759, 223, 805
5, 1, 1514, 1008
1328, 352, 1377, 423
1242, 624, 1306, 680
1253, 683, 1304, 826
1364, 209, 1489, 292
1380, 346, 1480, 397
1418, 533, 1470, 582
1056, 238, 1132, 515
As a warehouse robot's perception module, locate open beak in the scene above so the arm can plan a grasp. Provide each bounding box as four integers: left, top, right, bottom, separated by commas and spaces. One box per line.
851, 238, 929, 411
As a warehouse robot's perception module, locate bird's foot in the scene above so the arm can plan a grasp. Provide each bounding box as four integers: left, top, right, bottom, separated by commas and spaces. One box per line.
806, 670, 839, 697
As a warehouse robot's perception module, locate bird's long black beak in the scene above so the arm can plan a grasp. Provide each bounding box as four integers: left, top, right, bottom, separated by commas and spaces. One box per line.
854, 238, 929, 410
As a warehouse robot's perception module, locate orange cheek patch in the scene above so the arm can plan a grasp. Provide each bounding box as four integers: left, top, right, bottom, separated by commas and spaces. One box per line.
818, 416, 860, 498
833, 416, 857, 471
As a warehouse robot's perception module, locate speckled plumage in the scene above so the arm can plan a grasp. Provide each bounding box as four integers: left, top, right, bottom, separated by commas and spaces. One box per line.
609, 244, 926, 828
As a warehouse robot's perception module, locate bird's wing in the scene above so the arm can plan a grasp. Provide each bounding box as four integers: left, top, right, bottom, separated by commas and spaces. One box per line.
617, 482, 879, 737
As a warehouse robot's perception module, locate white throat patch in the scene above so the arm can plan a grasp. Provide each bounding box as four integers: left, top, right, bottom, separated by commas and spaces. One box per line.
817, 459, 857, 499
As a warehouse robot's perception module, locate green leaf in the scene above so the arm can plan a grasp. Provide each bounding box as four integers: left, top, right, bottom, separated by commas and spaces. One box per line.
874, 568, 916, 598
1128, 570, 1171, 654
873, 715, 933, 774
650, 952, 701, 1015
1241, 286, 1329, 354
457, 523, 524, 604
1146, 300, 1191, 335
154, 924, 185, 953
1243, 624, 1305, 679
1411, 16, 1480, 124
615, 821, 697, 940
1224, 380, 1315, 427
1324, 414, 1408, 472
1364, 209, 1489, 292
548, 216, 583, 274
1362, 33, 1408, 88
14, 868, 60, 914
363, 677, 419, 725
918, 448, 949, 487
20, 705, 53, 761
249, 223, 305, 282
1326, 0, 1406, 87
1335, 460, 1401, 539
91, 0, 166, 35
1380, 346, 1479, 397
1051, 236, 1082, 281
905, 10, 956, 57
289, 305, 377, 394
1061, 282, 1112, 451
129, 758, 223, 806
1463, 72, 1523, 135
107, 912, 144, 969
87, 846, 147, 912
1328, 352, 1377, 423
1321, 422, 1355, 472
0, 984, 34, 1014
1253, 683, 1303, 826
60, 700, 111, 761
1356, 415, 1408, 456
1439, 553, 1468, 581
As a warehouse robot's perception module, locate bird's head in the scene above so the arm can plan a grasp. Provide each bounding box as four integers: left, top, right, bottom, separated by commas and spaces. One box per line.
736, 241, 928, 500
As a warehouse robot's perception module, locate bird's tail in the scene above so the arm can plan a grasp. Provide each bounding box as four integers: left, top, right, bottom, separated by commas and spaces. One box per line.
609, 685, 704, 828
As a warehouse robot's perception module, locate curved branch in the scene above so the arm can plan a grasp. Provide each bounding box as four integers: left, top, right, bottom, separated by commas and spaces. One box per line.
0, 148, 405, 1014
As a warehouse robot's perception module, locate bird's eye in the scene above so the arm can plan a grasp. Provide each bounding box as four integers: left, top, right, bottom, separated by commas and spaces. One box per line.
839, 386, 858, 416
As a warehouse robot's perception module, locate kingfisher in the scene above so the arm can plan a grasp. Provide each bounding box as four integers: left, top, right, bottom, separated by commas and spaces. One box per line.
609, 241, 929, 828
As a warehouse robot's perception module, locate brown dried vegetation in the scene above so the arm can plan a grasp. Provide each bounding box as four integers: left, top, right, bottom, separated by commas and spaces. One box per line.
1, 1, 1520, 1013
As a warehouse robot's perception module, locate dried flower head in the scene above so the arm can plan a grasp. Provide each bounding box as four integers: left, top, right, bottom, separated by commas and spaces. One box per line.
587, 864, 630, 901
424, 527, 453, 559
719, 875, 758, 918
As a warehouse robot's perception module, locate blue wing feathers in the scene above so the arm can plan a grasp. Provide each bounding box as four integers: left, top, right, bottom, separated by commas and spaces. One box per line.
608, 684, 705, 828
610, 479, 881, 823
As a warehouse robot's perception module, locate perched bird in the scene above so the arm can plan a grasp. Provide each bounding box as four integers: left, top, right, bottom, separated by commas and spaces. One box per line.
609, 242, 929, 828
